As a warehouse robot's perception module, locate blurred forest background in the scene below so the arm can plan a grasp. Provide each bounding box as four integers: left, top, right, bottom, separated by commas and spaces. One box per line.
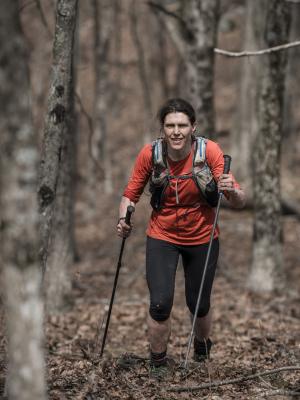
0, 0, 299, 399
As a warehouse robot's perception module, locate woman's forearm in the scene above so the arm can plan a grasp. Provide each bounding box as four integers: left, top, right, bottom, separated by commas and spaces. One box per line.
119, 196, 136, 219
227, 188, 246, 209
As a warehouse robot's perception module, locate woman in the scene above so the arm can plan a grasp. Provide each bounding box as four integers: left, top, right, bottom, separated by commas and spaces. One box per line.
117, 98, 245, 378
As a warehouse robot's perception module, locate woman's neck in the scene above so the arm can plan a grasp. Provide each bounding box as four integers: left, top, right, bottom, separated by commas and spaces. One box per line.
167, 144, 192, 161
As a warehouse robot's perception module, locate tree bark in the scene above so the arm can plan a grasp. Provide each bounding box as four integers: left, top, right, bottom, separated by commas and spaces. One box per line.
154, 12, 170, 100
231, 0, 268, 185
130, 0, 154, 143
283, 5, 300, 166
91, 0, 115, 196
0, 1, 46, 398
185, 0, 220, 138
42, 0, 79, 312
44, 115, 76, 312
38, 0, 79, 278
148, 0, 219, 137
111, 0, 123, 117
248, 0, 291, 292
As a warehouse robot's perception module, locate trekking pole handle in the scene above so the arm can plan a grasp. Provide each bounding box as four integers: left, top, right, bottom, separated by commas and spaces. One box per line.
223, 155, 232, 174
125, 205, 135, 225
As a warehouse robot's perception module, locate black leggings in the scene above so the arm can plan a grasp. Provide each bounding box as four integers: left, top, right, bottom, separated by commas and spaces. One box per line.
146, 236, 219, 322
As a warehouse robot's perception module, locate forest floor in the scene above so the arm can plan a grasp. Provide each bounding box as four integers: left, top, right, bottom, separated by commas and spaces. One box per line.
1, 3, 299, 398
41, 195, 300, 400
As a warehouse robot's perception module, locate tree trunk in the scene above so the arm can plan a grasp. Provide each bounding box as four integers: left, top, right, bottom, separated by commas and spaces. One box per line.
130, 0, 154, 143
91, 0, 115, 196
38, 0, 79, 278
111, 0, 123, 117
185, 0, 220, 138
43, 0, 79, 312
154, 12, 170, 100
231, 0, 268, 185
148, 1, 219, 137
44, 116, 76, 312
248, 0, 291, 292
0, 1, 46, 398
283, 5, 300, 166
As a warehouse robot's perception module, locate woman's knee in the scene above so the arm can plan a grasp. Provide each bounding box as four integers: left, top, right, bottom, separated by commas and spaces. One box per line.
149, 297, 173, 322
187, 299, 210, 318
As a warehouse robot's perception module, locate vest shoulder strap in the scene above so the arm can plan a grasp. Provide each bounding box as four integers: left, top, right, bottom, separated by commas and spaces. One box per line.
193, 136, 207, 166
152, 136, 207, 168
152, 138, 167, 169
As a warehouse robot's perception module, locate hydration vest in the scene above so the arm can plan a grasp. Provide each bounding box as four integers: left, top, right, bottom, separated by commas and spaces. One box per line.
149, 136, 219, 211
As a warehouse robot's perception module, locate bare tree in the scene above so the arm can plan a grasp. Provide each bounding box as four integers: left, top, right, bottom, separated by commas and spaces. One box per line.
130, 0, 154, 143
91, 0, 115, 195
248, 0, 291, 292
149, 0, 220, 138
184, 0, 220, 137
0, 1, 46, 398
283, 4, 300, 165
110, 0, 123, 117
44, 64, 78, 312
153, 11, 171, 99
38, 0, 79, 310
231, 0, 268, 186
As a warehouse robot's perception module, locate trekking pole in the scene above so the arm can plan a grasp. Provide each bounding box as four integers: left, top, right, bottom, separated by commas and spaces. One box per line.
183, 155, 232, 369
99, 205, 135, 358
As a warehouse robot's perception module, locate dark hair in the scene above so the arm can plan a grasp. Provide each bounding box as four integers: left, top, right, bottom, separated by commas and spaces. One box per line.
157, 98, 196, 125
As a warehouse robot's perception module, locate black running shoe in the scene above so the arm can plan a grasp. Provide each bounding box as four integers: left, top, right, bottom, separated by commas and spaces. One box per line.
193, 337, 212, 362
149, 358, 175, 381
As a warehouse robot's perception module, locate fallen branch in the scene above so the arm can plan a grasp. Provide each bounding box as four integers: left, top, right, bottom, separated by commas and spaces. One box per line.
215, 40, 300, 57
258, 389, 300, 397
48, 351, 84, 360
257, 374, 300, 397
168, 365, 300, 393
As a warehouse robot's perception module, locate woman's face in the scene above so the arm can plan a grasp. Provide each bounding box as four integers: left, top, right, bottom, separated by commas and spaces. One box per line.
163, 112, 195, 156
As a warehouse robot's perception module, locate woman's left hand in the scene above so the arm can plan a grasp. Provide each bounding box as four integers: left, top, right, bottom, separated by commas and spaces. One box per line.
218, 174, 235, 192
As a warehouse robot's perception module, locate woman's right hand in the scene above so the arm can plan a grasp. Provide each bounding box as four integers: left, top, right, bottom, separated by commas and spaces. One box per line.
116, 218, 133, 238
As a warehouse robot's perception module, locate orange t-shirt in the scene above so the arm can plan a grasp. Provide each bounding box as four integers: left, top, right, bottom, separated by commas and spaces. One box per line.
123, 140, 240, 245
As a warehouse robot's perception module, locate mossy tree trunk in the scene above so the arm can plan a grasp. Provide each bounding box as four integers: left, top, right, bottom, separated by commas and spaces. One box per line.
248, 0, 291, 292
0, 1, 46, 398
38, 0, 78, 311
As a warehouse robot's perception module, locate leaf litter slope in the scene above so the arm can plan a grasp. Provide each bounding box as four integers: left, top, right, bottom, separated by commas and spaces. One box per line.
45, 197, 300, 399
0, 1, 298, 397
